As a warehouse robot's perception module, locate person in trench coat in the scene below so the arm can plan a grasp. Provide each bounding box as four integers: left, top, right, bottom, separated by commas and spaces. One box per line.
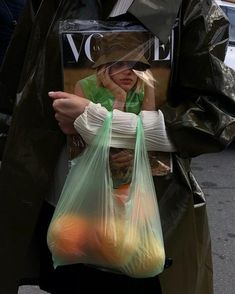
0, 0, 235, 293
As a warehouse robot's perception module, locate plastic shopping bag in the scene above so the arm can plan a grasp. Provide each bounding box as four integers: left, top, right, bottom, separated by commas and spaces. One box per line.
47, 112, 165, 277
122, 116, 165, 278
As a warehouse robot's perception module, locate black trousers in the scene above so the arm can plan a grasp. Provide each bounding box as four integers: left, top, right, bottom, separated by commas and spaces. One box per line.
35, 201, 162, 294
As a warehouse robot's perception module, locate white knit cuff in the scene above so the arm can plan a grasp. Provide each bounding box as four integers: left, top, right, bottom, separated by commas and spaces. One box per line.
74, 102, 176, 151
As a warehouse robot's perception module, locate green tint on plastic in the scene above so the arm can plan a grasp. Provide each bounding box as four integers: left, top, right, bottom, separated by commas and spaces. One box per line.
47, 113, 165, 278
123, 116, 165, 277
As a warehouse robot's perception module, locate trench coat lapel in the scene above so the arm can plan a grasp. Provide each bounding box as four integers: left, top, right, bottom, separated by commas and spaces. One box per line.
128, 0, 182, 43
98, 0, 117, 19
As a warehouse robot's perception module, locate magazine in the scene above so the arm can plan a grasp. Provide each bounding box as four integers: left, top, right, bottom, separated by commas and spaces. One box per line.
60, 20, 173, 177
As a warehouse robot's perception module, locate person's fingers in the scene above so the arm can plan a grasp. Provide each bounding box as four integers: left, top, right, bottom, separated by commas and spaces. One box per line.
111, 150, 134, 160
54, 112, 71, 123
52, 98, 77, 113
98, 69, 107, 86
110, 151, 134, 168
48, 91, 77, 100
48, 91, 65, 99
52, 98, 69, 110
110, 160, 133, 168
58, 122, 77, 135
54, 110, 77, 134
111, 157, 133, 166
105, 67, 112, 81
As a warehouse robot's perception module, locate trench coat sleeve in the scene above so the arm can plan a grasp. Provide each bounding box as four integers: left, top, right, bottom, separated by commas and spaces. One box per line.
0, 0, 62, 160
129, 0, 235, 157
0, 1, 102, 293
163, 0, 235, 157
0, 0, 34, 115
0, 0, 67, 292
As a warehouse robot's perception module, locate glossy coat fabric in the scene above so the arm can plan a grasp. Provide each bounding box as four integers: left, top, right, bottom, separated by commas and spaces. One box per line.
0, 0, 234, 293
0, 0, 28, 159
164, 0, 235, 157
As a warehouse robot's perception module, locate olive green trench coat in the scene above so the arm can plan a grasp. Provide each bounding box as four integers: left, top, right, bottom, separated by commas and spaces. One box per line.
0, 0, 234, 293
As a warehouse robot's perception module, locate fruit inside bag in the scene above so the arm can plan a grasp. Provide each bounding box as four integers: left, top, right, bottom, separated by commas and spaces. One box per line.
47, 114, 165, 277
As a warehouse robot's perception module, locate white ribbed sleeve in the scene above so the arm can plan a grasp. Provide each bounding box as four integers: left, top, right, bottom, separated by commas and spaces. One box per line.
74, 102, 176, 152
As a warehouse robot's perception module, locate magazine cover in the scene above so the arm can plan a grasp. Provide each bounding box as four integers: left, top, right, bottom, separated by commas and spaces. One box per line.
60, 20, 173, 177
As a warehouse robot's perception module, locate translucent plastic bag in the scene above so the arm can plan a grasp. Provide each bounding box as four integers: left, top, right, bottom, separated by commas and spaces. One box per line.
47, 112, 165, 278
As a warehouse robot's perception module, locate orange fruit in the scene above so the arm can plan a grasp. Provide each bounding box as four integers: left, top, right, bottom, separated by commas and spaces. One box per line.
47, 214, 91, 262
90, 217, 139, 267
114, 183, 130, 205
124, 235, 165, 278
131, 190, 157, 225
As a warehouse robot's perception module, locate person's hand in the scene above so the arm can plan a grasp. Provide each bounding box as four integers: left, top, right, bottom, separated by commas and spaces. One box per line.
141, 82, 156, 111
98, 67, 126, 110
48, 91, 90, 134
110, 149, 134, 169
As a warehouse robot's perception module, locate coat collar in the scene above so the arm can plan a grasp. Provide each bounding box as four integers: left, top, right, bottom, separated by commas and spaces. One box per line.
128, 0, 182, 43
99, 0, 182, 44
98, 0, 118, 19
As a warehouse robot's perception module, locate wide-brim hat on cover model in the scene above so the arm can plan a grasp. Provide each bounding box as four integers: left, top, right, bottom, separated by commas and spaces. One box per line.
92, 31, 151, 70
